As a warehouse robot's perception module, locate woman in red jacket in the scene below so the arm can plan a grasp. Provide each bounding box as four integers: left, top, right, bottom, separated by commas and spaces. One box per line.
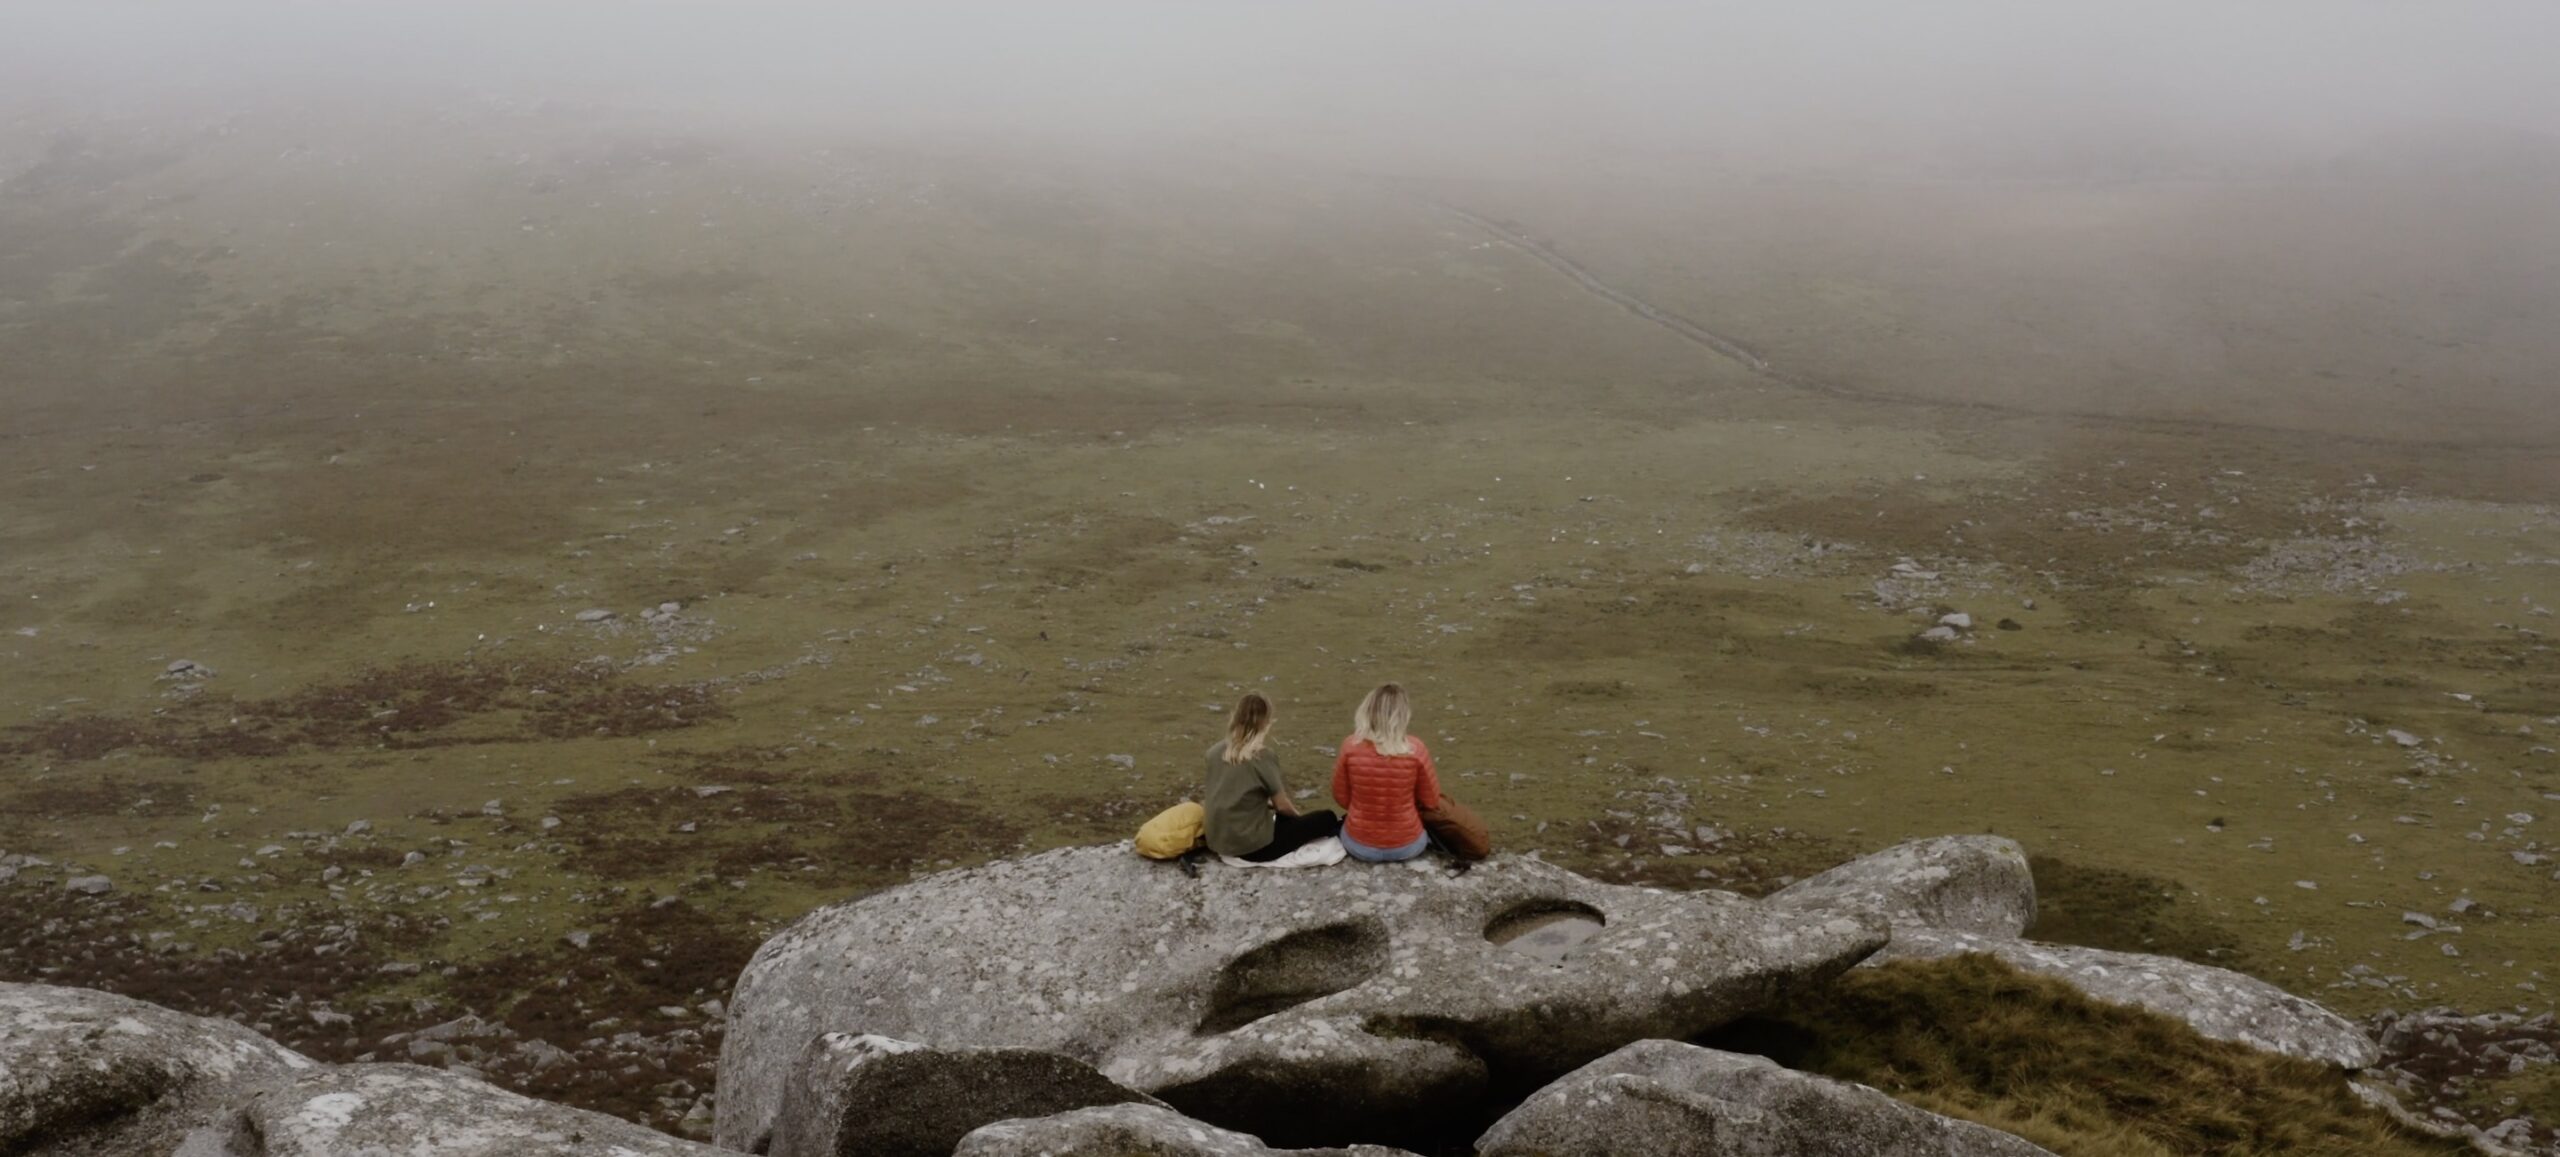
1331, 682, 1441, 862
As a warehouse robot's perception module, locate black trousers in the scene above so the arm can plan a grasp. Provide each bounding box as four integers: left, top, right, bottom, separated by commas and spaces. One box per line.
1240, 809, 1344, 863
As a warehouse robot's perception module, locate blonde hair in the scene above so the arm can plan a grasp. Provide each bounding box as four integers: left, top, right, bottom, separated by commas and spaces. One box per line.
1223, 693, 1273, 763
1352, 682, 1413, 756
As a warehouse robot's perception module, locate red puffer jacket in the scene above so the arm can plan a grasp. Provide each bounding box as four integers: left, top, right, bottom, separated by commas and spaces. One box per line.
1331, 735, 1442, 849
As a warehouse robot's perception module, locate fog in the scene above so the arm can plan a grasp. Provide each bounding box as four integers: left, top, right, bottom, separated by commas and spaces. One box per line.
12, 1, 2560, 178
7, 3, 2558, 442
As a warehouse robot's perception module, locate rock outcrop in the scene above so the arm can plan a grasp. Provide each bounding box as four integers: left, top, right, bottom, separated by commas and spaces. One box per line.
718, 845, 1887, 1151
195, 1063, 729, 1156
1874, 925, 2379, 1069
1775, 838, 2378, 1070
1769, 835, 2035, 938
771, 1032, 1167, 1157
0, 983, 721, 1156
1474, 1039, 2059, 1157
952, 1103, 1421, 1157
6, 835, 2385, 1157
0, 982, 316, 1155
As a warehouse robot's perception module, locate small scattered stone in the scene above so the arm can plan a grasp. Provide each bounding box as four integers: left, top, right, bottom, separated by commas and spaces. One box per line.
64, 875, 112, 895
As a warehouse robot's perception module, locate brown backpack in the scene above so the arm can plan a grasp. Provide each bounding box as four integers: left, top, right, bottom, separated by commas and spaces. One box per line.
1420, 794, 1492, 861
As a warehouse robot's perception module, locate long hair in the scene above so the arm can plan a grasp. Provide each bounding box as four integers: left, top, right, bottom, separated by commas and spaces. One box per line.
1223, 693, 1273, 763
1352, 682, 1413, 756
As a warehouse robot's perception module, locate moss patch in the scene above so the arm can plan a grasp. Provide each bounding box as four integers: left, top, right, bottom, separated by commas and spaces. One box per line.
1703, 955, 2467, 1157
2029, 855, 2259, 978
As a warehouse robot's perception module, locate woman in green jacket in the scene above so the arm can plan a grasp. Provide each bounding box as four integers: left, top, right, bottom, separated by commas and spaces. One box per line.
1202, 693, 1342, 861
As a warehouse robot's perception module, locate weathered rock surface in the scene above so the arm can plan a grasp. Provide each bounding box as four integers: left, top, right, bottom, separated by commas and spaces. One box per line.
0, 981, 315, 1155
199, 1062, 727, 1156
952, 1103, 1419, 1157
772, 1032, 1167, 1157
1769, 835, 2035, 938
717, 845, 1887, 1150
1876, 927, 2380, 1068
1474, 1039, 2058, 1157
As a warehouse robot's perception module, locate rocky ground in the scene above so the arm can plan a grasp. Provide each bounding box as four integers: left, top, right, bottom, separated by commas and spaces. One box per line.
2368, 1007, 2560, 1153
0, 837, 2482, 1156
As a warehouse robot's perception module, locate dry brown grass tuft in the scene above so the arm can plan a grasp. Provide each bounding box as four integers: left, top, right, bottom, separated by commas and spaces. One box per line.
1706, 954, 2468, 1157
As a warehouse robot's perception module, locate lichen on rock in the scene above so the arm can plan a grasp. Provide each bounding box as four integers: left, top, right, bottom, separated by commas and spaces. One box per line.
1475, 1038, 2060, 1157
211, 1062, 729, 1156
0, 981, 314, 1155
953, 1102, 1420, 1157
716, 845, 1886, 1150
770, 1031, 1167, 1157
1768, 834, 2036, 937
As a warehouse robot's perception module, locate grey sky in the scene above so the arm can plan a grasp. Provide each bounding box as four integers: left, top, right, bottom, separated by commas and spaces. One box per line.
9, 2, 2557, 176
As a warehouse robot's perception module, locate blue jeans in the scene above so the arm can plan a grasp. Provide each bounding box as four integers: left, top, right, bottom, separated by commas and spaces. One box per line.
1341, 830, 1429, 862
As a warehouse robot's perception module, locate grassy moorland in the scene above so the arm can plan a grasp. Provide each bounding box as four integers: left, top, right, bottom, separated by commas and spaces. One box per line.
1, 93, 2553, 1146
